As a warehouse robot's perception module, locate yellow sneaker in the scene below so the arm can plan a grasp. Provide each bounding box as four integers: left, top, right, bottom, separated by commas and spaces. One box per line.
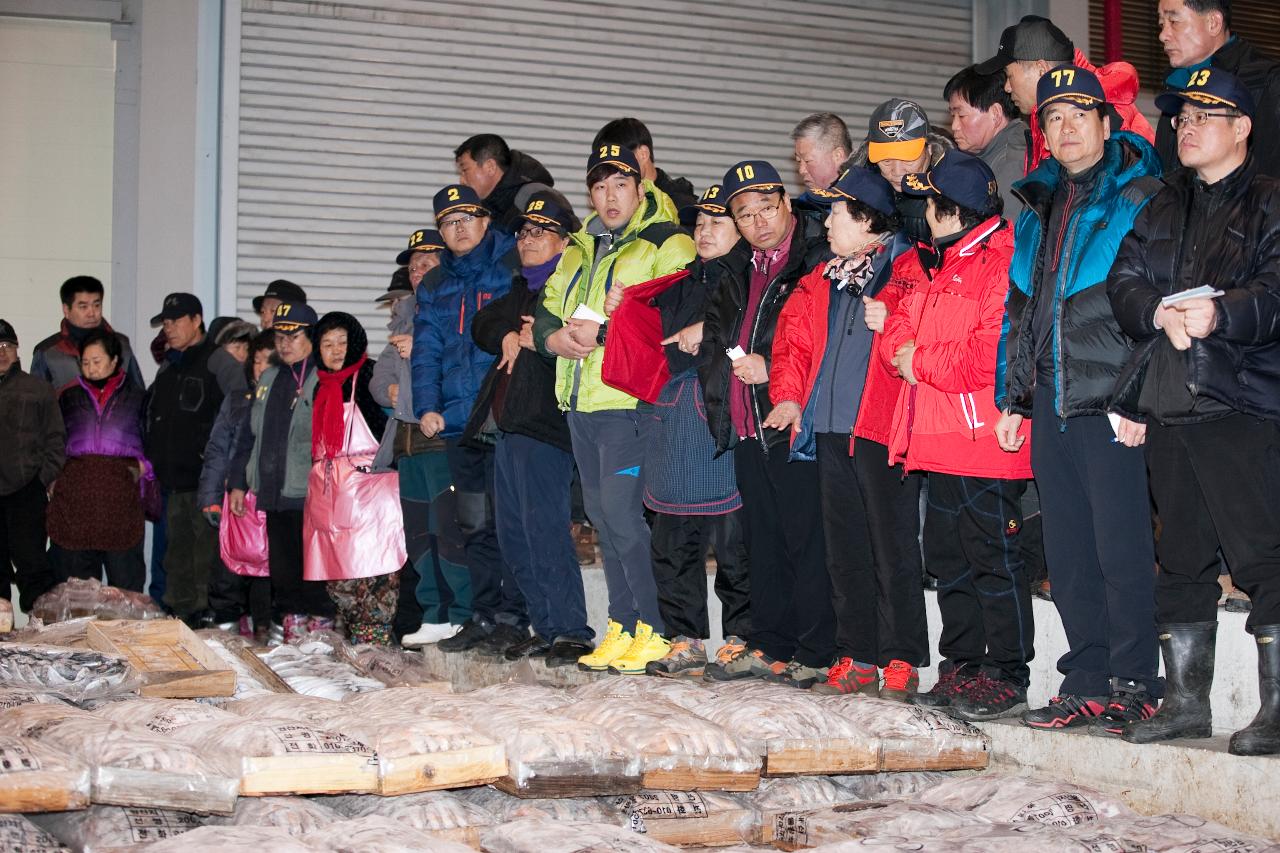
608, 621, 671, 675
577, 619, 632, 671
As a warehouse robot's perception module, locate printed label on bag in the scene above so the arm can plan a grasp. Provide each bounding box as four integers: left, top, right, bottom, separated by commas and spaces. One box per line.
270, 724, 372, 755
616, 791, 708, 820
1183, 842, 1260, 853
142, 707, 216, 735
124, 807, 203, 842
0, 694, 37, 711
1014, 792, 1100, 827
0, 743, 41, 774
773, 812, 810, 846
0, 815, 63, 852
1076, 834, 1148, 853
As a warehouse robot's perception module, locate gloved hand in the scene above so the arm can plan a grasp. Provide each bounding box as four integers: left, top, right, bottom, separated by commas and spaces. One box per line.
202, 505, 222, 529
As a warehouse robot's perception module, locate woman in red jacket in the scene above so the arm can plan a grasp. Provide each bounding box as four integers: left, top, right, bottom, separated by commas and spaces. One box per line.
880, 150, 1033, 722
765, 168, 928, 698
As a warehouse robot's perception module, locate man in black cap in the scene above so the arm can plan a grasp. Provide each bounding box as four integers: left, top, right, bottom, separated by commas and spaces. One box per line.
32, 276, 143, 394
995, 66, 1165, 734
145, 293, 246, 624
413, 183, 529, 655
395, 228, 446, 290
592, 118, 697, 211
228, 300, 334, 641
976, 14, 1153, 173
865, 99, 952, 244
699, 159, 836, 687
1155, 0, 1280, 180
252, 279, 307, 331
454, 134, 557, 233
0, 319, 63, 613
1109, 69, 1280, 755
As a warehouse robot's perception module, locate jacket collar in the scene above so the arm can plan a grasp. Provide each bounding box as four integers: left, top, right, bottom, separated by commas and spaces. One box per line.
1014, 131, 1160, 218
978, 119, 1028, 159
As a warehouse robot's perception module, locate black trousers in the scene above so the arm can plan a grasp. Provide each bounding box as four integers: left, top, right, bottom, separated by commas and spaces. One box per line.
1031, 384, 1159, 695
817, 434, 929, 667
1147, 414, 1280, 630
0, 477, 56, 612
445, 439, 526, 628
52, 541, 146, 593
650, 509, 751, 640
265, 509, 332, 618
733, 437, 834, 667
925, 472, 1034, 687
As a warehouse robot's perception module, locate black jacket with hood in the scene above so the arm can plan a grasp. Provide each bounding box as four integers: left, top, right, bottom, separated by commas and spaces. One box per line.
485, 151, 556, 233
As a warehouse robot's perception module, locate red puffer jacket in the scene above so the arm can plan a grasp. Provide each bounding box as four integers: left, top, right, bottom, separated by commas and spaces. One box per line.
881, 218, 1032, 480
1027, 49, 1155, 173
770, 253, 912, 457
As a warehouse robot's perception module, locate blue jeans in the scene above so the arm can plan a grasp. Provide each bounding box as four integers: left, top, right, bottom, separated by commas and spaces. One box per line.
494, 432, 591, 642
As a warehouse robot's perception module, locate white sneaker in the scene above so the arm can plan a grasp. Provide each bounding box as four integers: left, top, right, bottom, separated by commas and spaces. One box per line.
401, 622, 463, 647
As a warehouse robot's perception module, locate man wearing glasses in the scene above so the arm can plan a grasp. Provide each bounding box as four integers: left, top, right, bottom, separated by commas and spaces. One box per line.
1109, 69, 1280, 756
699, 160, 836, 687
995, 66, 1165, 732
412, 184, 529, 655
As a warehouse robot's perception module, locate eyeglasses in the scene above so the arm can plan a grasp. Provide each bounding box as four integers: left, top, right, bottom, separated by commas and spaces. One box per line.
439, 213, 479, 231
0, 342, 16, 353
516, 225, 559, 241
732, 203, 782, 226
1171, 110, 1241, 129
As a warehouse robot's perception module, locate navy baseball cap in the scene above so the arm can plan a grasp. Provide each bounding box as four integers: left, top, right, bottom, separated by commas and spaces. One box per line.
150, 292, 204, 327
721, 160, 785, 203
519, 190, 580, 234
1036, 65, 1107, 115
900, 150, 1000, 216
810, 168, 897, 218
679, 184, 731, 226
395, 228, 446, 265
586, 142, 641, 177
271, 300, 318, 334
252, 279, 307, 313
1155, 67, 1256, 118
433, 185, 489, 222
975, 15, 1073, 75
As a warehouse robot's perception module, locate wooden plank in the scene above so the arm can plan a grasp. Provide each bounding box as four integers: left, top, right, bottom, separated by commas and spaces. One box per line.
0, 772, 91, 813
879, 746, 988, 772
238, 752, 379, 796
763, 740, 880, 777
236, 646, 295, 694
86, 620, 236, 698
377, 744, 506, 797
641, 767, 760, 793
0, 599, 12, 633
493, 760, 642, 799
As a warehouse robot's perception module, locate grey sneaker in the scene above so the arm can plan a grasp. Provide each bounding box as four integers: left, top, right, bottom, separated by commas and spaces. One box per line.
764, 659, 830, 690
645, 636, 707, 678
704, 643, 787, 681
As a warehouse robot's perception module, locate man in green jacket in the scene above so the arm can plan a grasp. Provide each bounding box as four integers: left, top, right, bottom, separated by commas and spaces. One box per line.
535, 144, 695, 675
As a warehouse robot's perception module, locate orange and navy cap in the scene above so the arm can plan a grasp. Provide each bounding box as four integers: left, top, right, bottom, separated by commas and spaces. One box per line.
866, 99, 930, 164
395, 228, 445, 265
1155, 67, 1255, 119
721, 161, 785, 203
433, 185, 489, 222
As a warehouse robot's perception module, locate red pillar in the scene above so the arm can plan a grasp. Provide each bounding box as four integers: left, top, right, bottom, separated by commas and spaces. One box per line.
1104, 0, 1125, 64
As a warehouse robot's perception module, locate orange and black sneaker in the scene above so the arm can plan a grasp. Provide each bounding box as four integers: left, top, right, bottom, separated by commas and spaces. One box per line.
705, 641, 785, 681
813, 657, 879, 695
880, 659, 920, 702
645, 636, 707, 679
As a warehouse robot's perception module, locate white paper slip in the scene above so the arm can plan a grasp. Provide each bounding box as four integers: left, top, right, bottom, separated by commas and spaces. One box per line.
1161, 285, 1225, 306
726, 345, 747, 360
1107, 412, 1122, 438
570, 303, 608, 323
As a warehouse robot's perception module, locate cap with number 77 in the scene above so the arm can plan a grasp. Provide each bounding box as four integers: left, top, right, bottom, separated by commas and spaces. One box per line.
1036, 65, 1107, 115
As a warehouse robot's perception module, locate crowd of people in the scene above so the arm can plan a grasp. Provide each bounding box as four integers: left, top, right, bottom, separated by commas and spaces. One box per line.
2, 0, 1278, 757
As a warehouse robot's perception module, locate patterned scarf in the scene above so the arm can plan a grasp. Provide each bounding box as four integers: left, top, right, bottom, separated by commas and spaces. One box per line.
824, 234, 890, 296
312, 355, 367, 461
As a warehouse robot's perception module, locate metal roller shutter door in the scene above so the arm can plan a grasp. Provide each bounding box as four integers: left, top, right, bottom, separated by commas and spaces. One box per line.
229, 0, 972, 344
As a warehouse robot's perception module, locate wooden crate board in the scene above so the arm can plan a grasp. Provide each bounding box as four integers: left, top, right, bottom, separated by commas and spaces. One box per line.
0, 599, 12, 633
0, 770, 91, 813
617, 792, 757, 848
234, 646, 295, 694
238, 753, 379, 796
493, 759, 642, 799
86, 620, 235, 698
879, 745, 989, 772
762, 740, 880, 776
377, 744, 507, 796
88, 766, 239, 815
641, 766, 760, 793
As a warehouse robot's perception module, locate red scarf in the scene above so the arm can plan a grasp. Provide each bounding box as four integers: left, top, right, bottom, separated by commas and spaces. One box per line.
83, 371, 125, 408
312, 355, 367, 461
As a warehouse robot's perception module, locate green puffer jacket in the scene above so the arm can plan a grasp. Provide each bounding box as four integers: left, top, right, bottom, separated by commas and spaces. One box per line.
245, 364, 318, 500
534, 180, 695, 413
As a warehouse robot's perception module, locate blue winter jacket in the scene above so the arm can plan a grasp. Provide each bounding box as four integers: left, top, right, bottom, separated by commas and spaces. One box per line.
411, 229, 518, 436
996, 131, 1163, 419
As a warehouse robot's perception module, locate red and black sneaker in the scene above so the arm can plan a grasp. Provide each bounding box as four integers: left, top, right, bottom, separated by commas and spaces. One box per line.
1098, 679, 1158, 736
1021, 694, 1106, 730
949, 671, 1028, 721
911, 661, 975, 709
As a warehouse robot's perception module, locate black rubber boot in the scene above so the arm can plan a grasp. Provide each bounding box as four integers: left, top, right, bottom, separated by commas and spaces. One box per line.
1122, 622, 1216, 744
1229, 625, 1280, 756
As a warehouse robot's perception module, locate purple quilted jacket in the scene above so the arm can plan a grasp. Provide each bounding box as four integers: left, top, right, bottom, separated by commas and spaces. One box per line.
60, 377, 146, 461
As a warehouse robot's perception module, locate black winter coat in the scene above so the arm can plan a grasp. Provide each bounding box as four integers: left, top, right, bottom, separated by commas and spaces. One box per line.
465, 275, 572, 453
1156, 38, 1280, 181
700, 214, 830, 454
1108, 156, 1280, 423
145, 338, 239, 491
485, 151, 556, 233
